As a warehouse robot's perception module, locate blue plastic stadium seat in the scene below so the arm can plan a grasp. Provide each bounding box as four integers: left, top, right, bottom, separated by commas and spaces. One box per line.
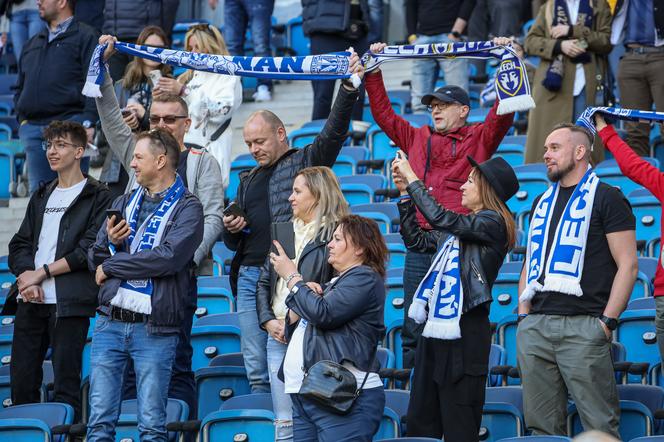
596, 158, 659, 197
190, 324, 242, 372
199, 409, 276, 441
627, 297, 656, 311
0, 402, 74, 442
385, 319, 404, 370
196, 277, 235, 317
195, 366, 251, 419
496, 315, 519, 385
384, 274, 404, 327
568, 400, 653, 440
339, 174, 388, 205
617, 309, 658, 383
384, 389, 409, 435
488, 344, 507, 387
507, 164, 550, 230
221, 393, 273, 412
480, 402, 523, 441
490, 263, 521, 325
211, 242, 234, 276
495, 143, 525, 167
116, 398, 188, 442
227, 154, 257, 201
351, 203, 400, 234
333, 145, 371, 176
374, 407, 401, 440
287, 16, 310, 56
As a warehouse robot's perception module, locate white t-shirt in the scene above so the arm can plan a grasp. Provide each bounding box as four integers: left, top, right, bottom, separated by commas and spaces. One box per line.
32, 179, 87, 304
566, 0, 586, 97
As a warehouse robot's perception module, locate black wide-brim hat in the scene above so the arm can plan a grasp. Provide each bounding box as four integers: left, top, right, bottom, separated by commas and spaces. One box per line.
467, 155, 519, 202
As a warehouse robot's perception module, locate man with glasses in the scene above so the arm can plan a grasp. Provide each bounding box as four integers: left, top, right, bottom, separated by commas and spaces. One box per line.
365, 39, 515, 369
93, 35, 223, 419
87, 128, 204, 440
8, 121, 111, 420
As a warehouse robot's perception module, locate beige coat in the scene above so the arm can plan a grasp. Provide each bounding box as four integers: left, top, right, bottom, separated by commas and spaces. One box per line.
524, 0, 612, 164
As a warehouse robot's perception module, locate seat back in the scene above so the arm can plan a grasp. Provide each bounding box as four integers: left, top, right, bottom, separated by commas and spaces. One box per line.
0, 418, 52, 442
209, 352, 245, 367
373, 407, 401, 440
617, 310, 658, 383
220, 393, 273, 412
0, 402, 74, 442
480, 402, 523, 441
200, 409, 276, 442
190, 325, 242, 372
385, 319, 404, 370
488, 345, 507, 387
569, 400, 652, 440
195, 366, 251, 419
116, 398, 189, 442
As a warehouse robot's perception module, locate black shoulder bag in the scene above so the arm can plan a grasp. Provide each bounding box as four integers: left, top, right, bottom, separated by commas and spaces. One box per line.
299, 360, 370, 415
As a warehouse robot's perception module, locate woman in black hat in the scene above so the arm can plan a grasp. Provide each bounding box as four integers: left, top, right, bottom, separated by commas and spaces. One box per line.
391, 151, 518, 442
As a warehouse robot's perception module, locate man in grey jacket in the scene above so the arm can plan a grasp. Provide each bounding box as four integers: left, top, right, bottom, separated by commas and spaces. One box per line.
94, 36, 223, 418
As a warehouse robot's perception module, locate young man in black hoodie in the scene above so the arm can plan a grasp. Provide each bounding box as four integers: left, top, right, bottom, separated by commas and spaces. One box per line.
14, 0, 99, 194
8, 121, 111, 420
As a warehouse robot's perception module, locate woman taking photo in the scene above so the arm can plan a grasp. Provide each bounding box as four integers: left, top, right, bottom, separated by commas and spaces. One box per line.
269, 214, 388, 442
256, 166, 349, 441
157, 23, 241, 192
392, 152, 518, 442
99, 25, 172, 200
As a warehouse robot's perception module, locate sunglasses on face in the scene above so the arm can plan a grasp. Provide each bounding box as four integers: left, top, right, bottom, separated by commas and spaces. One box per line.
149, 115, 188, 125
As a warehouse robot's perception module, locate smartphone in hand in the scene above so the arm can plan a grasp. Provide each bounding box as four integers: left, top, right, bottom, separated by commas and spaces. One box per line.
106, 209, 124, 224
223, 201, 247, 220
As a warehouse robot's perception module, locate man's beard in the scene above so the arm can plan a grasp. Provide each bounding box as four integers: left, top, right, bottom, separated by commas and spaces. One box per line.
546, 159, 575, 182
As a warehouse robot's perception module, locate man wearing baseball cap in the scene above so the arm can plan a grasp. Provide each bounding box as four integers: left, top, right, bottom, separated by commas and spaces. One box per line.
365, 39, 515, 369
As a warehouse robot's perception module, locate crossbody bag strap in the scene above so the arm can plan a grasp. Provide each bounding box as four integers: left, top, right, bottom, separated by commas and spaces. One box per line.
355, 371, 371, 397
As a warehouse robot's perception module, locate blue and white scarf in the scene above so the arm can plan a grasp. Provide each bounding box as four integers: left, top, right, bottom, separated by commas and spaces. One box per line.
83, 40, 535, 115
408, 236, 464, 339
576, 106, 664, 135
520, 167, 599, 301
111, 175, 185, 314
542, 0, 593, 92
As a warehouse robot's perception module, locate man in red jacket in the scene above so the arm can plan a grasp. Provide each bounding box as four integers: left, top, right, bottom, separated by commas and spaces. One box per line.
595, 113, 664, 365
365, 40, 515, 368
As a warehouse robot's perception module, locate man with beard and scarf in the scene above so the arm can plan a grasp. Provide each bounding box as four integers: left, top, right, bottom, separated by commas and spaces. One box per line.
516, 123, 637, 437
364, 40, 515, 369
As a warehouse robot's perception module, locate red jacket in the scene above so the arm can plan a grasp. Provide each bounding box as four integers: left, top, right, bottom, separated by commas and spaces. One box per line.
365, 71, 514, 228
599, 125, 664, 297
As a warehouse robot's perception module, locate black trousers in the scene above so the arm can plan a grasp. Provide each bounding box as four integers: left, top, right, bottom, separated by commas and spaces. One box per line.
406, 306, 491, 442
10, 302, 89, 421
309, 33, 368, 121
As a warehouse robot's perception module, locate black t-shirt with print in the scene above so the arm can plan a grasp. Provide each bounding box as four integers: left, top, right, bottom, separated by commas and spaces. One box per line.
528, 182, 635, 316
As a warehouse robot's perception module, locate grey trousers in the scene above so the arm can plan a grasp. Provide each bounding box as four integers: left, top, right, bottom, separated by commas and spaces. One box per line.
517, 314, 620, 438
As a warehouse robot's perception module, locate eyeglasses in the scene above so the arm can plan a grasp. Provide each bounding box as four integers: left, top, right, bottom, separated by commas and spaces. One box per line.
149, 115, 188, 125
427, 102, 454, 113
41, 140, 83, 151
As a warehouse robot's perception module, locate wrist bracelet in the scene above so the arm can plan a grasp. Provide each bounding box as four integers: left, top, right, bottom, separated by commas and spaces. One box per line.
517, 313, 528, 323
285, 272, 302, 286
43, 264, 52, 279
399, 194, 412, 202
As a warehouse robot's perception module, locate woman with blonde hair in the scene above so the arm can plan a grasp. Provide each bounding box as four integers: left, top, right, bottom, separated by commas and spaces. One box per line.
256, 166, 349, 441
155, 23, 242, 192
392, 152, 518, 442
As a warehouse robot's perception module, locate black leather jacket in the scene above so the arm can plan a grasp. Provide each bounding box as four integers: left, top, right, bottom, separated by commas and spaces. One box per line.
284, 265, 386, 373
256, 235, 334, 328
398, 181, 508, 313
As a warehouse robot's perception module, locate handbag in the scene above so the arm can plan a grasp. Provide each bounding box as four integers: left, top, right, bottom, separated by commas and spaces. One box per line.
299, 360, 370, 415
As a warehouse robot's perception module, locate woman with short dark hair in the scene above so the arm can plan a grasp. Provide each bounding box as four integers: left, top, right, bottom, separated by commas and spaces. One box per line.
269, 214, 388, 442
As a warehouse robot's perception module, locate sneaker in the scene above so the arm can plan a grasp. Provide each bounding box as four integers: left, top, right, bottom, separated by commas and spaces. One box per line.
253, 85, 272, 102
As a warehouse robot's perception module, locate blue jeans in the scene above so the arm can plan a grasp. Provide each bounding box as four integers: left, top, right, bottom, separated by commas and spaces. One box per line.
290, 387, 385, 442
411, 34, 469, 112
10, 9, 42, 61
573, 86, 587, 123
402, 250, 434, 369
20, 122, 56, 194
267, 335, 293, 442
236, 265, 270, 393
366, 0, 384, 44
86, 316, 178, 442
223, 0, 274, 89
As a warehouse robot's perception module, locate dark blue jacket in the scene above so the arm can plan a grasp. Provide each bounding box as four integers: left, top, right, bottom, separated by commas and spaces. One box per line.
14, 18, 99, 125
88, 188, 204, 335
285, 265, 386, 372
102, 0, 180, 40
301, 0, 370, 36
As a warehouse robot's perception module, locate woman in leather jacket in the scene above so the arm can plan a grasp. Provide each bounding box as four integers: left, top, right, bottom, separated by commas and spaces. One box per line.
392, 152, 518, 442
269, 214, 388, 442
255, 166, 348, 441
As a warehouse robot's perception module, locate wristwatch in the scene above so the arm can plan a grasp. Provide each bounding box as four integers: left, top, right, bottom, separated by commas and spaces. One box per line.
450, 31, 462, 40
599, 315, 618, 331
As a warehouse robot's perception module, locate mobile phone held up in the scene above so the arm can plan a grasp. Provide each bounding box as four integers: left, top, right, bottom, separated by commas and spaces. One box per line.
106, 209, 124, 224
223, 201, 247, 220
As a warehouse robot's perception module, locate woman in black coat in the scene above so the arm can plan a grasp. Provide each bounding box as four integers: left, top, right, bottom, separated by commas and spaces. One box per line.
269, 214, 388, 442
392, 152, 519, 442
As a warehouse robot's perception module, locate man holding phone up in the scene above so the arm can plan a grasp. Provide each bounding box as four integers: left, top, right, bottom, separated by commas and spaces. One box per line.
8, 121, 111, 420
222, 52, 365, 394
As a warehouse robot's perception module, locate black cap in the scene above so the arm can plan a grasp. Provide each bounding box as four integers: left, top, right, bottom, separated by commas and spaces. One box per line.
421, 85, 470, 107
467, 155, 519, 202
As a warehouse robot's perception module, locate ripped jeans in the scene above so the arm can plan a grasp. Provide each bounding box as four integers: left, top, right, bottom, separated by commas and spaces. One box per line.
267, 335, 293, 441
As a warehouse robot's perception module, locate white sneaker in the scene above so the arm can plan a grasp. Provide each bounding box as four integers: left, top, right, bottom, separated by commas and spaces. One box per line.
253, 85, 272, 102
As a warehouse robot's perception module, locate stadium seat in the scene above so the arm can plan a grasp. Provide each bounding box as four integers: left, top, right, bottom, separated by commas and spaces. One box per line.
617, 309, 658, 383
638, 257, 659, 283
628, 297, 656, 311
374, 407, 401, 440
630, 195, 661, 256
630, 437, 664, 442
383, 389, 409, 436
194, 312, 240, 328
339, 175, 388, 205
495, 143, 525, 167
363, 90, 412, 124
496, 315, 519, 385
618, 384, 664, 433
384, 234, 407, 269
0, 402, 74, 442
351, 203, 400, 234
568, 400, 653, 440
480, 402, 524, 441
199, 409, 275, 441
195, 365, 251, 419
384, 273, 404, 327
485, 386, 523, 415
0, 418, 53, 442
367, 115, 431, 164
227, 154, 257, 201
209, 352, 244, 367
497, 437, 571, 441
0, 375, 10, 408
220, 393, 273, 412
467, 107, 491, 124
196, 277, 235, 317
491, 264, 521, 325
115, 398, 189, 442
286, 16, 309, 56
385, 319, 404, 370
334, 145, 371, 176
596, 158, 659, 197
501, 135, 527, 147
507, 164, 550, 230
488, 344, 507, 387
211, 242, 234, 276
190, 324, 242, 372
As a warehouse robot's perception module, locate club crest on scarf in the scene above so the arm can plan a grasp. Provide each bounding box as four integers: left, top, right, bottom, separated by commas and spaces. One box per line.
496, 59, 524, 97
310, 54, 350, 74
